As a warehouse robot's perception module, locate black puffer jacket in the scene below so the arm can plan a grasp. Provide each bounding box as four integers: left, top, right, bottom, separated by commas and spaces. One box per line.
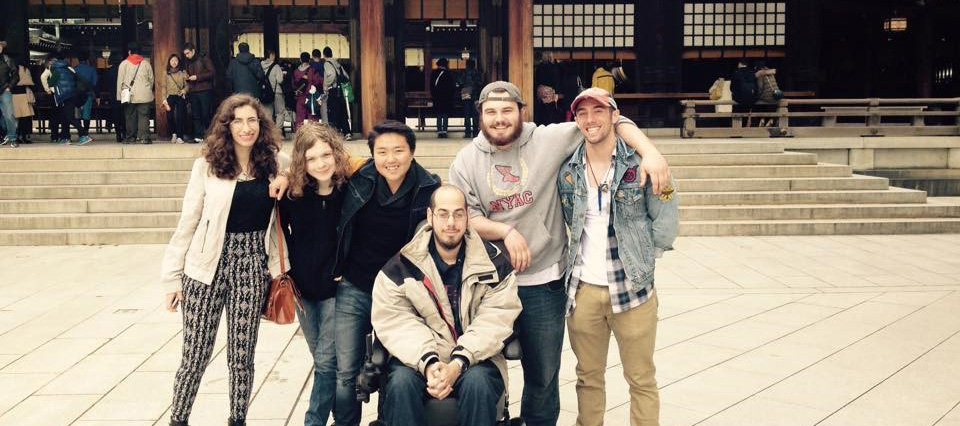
225, 52, 265, 97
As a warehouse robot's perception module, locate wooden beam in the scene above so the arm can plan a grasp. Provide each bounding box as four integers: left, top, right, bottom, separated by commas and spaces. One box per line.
360, 0, 386, 135
152, 0, 181, 139
507, 0, 533, 121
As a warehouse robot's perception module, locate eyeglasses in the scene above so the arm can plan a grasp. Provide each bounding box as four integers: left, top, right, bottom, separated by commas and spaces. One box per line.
433, 210, 468, 222
230, 117, 260, 127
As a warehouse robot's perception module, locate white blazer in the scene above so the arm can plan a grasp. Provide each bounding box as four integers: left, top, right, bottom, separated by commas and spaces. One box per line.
160, 153, 291, 293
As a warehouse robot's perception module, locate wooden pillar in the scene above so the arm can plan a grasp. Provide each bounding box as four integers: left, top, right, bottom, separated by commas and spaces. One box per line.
507, 0, 533, 122
262, 6, 281, 59
207, 0, 232, 99
120, 6, 138, 51
152, 0, 182, 139
359, 0, 387, 136
0, 0, 29, 65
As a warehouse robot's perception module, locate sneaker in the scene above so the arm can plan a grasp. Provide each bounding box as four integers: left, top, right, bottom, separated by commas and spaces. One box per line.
10, 139, 20, 148
193, 137, 203, 143
175, 137, 185, 144
58, 139, 72, 145
170, 133, 177, 143
75, 136, 94, 146
139, 139, 153, 145
344, 133, 353, 141
0, 137, 9, 146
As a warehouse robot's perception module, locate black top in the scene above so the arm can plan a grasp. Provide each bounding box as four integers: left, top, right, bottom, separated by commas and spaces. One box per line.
226, 178, 273, 233
279, 186, 342, 301
342, 172, 419, 292
429, 239, 466, 335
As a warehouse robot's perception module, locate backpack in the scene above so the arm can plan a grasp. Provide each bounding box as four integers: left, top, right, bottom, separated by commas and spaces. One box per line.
333, 62, 353, 103
76, 70, 92, 94
259, 62, 278, 105
731, 67, 758, 106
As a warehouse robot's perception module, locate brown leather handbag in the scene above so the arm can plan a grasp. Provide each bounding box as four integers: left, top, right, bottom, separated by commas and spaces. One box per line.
262, 203, 302, 324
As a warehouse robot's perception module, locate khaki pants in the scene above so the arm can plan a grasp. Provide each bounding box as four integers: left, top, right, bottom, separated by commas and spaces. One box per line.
568, 283, 660, 426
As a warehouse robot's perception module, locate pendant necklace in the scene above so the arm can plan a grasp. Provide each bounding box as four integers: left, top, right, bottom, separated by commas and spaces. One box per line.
585, 155, 611, 212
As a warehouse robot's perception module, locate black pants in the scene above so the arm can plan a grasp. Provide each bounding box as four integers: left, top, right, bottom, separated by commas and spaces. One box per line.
189, 90, 214, 139
17, 117, 32, 140
56, 97, 86, 140
166, 96, 189, 138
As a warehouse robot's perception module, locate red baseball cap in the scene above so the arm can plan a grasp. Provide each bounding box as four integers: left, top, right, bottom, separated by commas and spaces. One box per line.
570, 87, 618, 113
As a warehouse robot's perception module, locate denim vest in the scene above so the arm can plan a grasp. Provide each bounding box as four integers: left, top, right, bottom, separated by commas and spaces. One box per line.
557, 139, 679, 290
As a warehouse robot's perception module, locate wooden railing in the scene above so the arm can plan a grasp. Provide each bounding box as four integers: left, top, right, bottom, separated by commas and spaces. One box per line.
680, 98, 960, 138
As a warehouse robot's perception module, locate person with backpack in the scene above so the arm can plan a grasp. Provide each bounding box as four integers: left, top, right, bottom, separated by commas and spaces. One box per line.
74, 50, 99, 142
261, 49, 286, 134
51, 52, 92, 145
730, 59, 758, 127
226, 43, 266, 100
293, 52, 322, 131
0, 40, 20, 147
116, 42, 154, 144
321, 47, 351, 139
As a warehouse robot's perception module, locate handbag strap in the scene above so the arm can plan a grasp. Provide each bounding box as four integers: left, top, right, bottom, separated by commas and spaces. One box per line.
273, 201, 287, 274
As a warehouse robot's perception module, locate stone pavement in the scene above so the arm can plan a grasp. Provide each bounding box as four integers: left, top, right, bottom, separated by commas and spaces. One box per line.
2, 234, 960, 426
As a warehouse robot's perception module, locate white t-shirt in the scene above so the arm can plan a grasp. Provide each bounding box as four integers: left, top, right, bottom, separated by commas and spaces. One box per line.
575, 158, 614, 286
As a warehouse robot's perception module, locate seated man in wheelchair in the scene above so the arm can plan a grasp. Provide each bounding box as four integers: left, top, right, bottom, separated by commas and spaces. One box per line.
370, 184, 522, 426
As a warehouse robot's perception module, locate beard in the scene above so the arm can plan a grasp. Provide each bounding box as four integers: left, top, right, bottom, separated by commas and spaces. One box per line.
481, 118, 523, 146
435, 234, 464, 251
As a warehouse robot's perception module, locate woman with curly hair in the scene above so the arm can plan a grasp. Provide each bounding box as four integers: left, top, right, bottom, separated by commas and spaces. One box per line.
274, 121, 352, 426
160, 93, 290, 426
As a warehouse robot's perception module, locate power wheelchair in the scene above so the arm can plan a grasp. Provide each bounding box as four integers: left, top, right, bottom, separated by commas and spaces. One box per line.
356, 332, 526, 426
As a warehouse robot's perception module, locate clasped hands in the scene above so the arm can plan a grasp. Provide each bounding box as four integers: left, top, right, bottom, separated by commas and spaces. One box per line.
425, 361, 462, 400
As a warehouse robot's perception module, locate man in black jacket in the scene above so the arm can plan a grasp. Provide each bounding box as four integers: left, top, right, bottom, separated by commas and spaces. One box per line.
225, 42, 265, 98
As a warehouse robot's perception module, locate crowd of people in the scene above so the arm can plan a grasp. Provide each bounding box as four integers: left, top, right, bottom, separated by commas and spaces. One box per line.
159, 79, 678, 426
0, 38, 354, 147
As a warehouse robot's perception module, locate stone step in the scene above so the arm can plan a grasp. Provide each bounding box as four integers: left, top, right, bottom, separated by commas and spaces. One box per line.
0, 158, 197, 172
654, 140, 785, 155
0, 184, 187, 200
671, 164, 852, 179
679, 188, 927, 206
676, 176, 890, 192
665, 152, 816, 166
0, 227, 174, 245
679, 218, 960, 236
0, 212, 180, 230
0, 198, 183, 214
680, 203, 960, 220
0, 171, 192, 186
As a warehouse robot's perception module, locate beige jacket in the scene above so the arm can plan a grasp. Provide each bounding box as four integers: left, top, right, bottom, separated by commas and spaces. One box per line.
161, 70, 188, 102
160, 153, 291, 294
372, 225, 521, 385
116, 57, 154, 103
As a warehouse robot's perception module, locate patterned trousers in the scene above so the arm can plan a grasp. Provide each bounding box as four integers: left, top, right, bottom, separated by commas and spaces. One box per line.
170, 230, 270, 423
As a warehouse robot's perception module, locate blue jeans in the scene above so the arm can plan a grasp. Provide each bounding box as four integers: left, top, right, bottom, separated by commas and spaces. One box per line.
462, 100, 477, 137
436, 112, 449, 135
334, 279, 373, 426
0, 91, 17, 140
382, 358, 504, 426
516, 280, 567, 426
297, 297, 337, 426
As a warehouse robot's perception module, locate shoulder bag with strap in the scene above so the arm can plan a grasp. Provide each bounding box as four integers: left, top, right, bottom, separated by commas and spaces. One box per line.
262, 202, 302, 324
245, 61, 274, 104
120, 61, 142, 104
